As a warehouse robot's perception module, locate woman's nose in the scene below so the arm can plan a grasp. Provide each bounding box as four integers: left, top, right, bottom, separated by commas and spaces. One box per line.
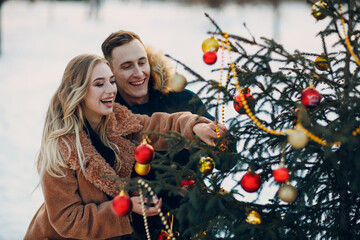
105, 81, 117, 94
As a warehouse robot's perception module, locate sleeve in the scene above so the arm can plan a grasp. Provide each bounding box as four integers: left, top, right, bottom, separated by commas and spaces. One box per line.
133, 111, 212, 151
42, 167, 132, 239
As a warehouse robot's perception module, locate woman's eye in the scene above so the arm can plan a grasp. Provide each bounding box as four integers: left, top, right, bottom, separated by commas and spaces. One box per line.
95, 83, 104, 87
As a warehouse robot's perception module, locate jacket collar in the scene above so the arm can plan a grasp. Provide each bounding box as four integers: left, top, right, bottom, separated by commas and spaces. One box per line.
61, 104, 142, 197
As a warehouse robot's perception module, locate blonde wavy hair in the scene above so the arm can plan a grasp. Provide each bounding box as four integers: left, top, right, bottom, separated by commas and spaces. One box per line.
37, 54, 119, 179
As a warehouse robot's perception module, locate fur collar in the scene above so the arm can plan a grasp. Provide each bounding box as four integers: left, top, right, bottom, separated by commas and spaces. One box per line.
146, 46, 174, 94
59, 104, 143, 197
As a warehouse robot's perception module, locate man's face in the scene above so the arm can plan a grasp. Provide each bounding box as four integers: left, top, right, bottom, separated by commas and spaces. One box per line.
110, 39, 151, 106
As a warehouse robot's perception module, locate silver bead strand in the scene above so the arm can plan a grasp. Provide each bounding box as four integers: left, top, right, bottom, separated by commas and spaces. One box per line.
137, 179, 175, 240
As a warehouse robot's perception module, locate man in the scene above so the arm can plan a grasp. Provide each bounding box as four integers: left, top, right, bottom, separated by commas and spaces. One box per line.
102, 30, 222, 239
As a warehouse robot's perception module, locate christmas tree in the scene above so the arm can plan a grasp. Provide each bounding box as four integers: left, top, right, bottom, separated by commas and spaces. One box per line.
112, 1, 360, 239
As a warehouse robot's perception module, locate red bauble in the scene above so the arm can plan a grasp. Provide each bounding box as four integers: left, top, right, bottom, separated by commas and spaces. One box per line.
240, 171, 262, 193
233, 90, 255, 114
203, 50, 217, 65
273, 167, 290, 183
181, 179, 195, 189
157, 232, 167, 240
134, 143, 155, 164
301, 87, 321, 107
112, 191, 132, 216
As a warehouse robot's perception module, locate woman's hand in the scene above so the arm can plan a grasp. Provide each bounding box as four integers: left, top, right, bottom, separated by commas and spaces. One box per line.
130, 195, 162, 217
193, 122, 227, 146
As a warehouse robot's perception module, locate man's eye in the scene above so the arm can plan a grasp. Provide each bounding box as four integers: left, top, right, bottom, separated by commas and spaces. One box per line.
122, 64, 132, 69
110, 80, 116, 84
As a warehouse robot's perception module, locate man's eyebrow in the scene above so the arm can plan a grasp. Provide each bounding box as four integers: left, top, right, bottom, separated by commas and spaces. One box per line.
120, 56, 147, 66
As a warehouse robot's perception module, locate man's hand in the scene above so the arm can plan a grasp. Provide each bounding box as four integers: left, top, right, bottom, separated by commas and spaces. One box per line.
193, 122, 227, 146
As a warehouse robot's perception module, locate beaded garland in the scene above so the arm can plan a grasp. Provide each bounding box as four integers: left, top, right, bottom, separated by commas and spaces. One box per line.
212, 31, 358, 148
137, 179, 176, 240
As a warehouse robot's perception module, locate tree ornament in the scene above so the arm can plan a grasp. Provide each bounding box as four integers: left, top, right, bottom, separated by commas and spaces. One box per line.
134, 138, 155, 164
233, 88, 255, 114
168, 73, 187, 92
278, 182, 298, 203
202, 37, 220, 53
194, 231, 208, 240
181, 178, 195, 189
134, 162, 151, 176
240, 170, 262, 193
245, 210, 261, 225
198, 156, 215, 175
312, 1, 328, 20
301, 85, 321, 107
273, 162, 290, 183
291, 108, 299, 126
315, 54, 329, 71
112, 190, 132, 216
203, 50, 217, 65
157, 231, 169, 240
288, 124, 308, 149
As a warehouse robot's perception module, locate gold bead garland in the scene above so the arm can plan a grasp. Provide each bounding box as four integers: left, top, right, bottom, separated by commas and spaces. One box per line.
340, 4, 360, 67
213, 32, 346, 147
215, 38, 226, 139
339, 3, 360, 137
137, 179, 175, 240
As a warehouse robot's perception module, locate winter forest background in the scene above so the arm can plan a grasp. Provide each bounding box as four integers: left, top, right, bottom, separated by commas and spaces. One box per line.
0, 0, 333, 239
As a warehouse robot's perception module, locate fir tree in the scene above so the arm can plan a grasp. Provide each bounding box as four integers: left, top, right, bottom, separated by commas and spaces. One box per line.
113, 1, 360, 239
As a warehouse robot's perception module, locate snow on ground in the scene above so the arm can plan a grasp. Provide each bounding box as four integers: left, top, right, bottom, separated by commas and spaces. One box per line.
0, 0, 329, 238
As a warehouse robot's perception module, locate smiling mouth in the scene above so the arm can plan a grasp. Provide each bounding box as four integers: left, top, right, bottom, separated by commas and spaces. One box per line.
101, 98, 114, 104
130, 79, 145, 86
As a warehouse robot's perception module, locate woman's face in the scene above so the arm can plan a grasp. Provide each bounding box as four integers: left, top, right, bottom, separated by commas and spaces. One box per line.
82, 62, 117, 129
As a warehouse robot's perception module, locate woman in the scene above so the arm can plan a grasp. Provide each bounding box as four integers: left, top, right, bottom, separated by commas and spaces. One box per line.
24, 54, 224, 239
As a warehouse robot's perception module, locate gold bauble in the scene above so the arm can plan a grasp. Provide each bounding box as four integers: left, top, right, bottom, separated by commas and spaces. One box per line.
134, 162, 151, 176
246, 210, 261, 225
168, 73, 187, 92
278, 183, 298, 203
198, 156, 215, 175
201, 37, 220, 53
315, 54, 329, 71
287, 127, 308, 149
312, 1, 328, 20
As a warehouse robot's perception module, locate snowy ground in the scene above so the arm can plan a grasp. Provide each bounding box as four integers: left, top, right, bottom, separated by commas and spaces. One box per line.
0, 0, 330, 239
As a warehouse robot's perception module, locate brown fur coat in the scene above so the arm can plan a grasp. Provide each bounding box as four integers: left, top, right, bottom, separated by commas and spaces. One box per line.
25, 104, 210, 240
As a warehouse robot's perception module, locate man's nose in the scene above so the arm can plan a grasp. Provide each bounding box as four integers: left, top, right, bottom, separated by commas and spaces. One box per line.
133, 65, 143, 78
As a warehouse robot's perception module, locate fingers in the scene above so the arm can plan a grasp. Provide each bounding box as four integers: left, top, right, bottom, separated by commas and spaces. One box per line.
193, 122, 228, 146
130, 196, 162, 216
